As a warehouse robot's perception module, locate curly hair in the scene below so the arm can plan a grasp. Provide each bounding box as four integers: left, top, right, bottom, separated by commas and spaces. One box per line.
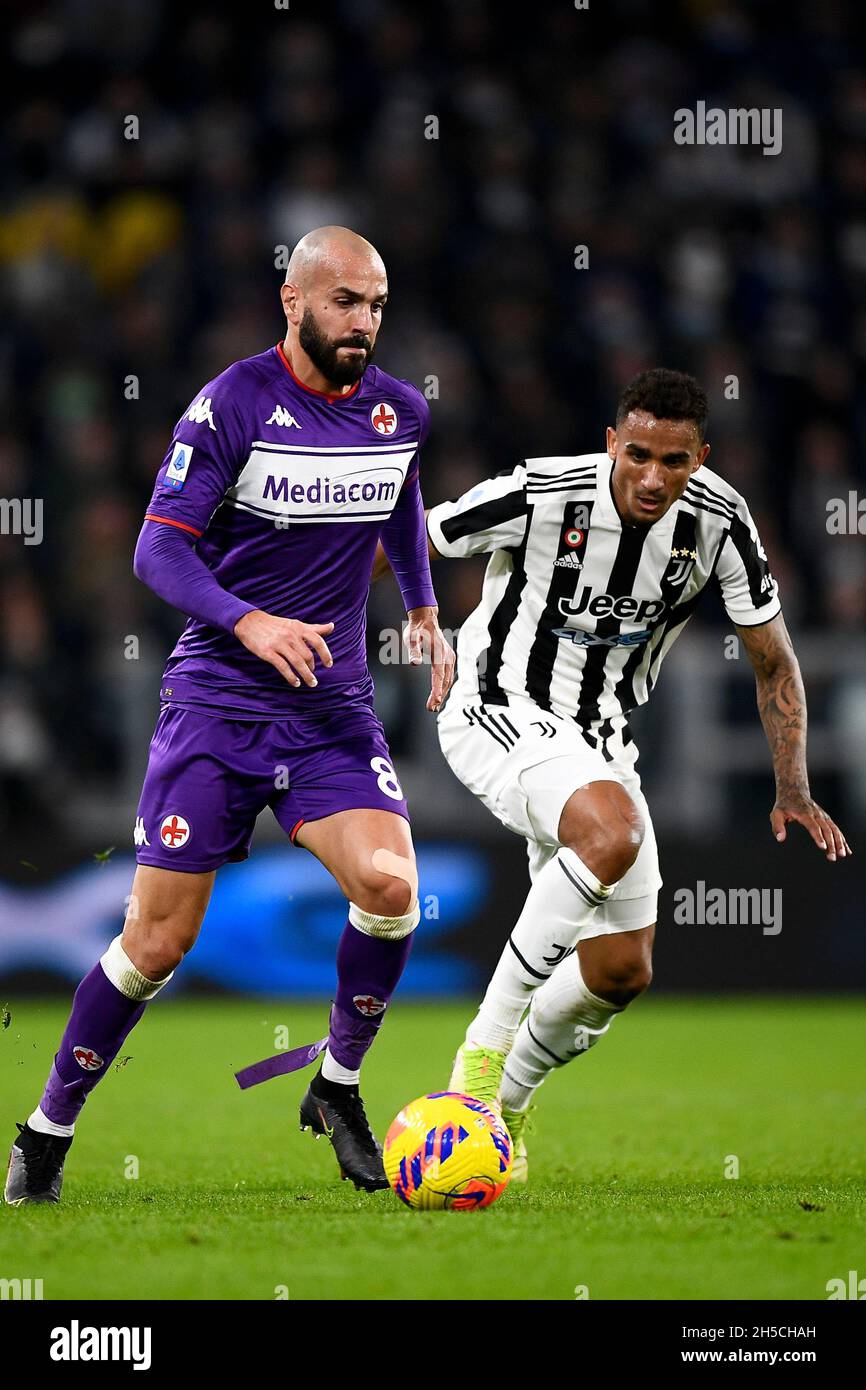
616, 368, 709, 440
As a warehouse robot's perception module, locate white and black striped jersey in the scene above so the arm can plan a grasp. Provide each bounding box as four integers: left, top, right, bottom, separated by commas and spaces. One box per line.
427, 452, 781, 764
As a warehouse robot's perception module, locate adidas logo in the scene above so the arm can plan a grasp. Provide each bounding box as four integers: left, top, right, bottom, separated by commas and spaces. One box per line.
554, 552, 583, 570
266, 404, 302, 429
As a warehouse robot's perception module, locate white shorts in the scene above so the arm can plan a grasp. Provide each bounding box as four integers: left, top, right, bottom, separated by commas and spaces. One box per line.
437, 690, 661, 939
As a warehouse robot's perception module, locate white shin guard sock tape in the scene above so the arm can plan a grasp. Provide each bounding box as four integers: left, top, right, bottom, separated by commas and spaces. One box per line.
501, 952, 623, 1109
100, 934, 174, 1002
348, 901, 420, 939
466, 846, 615, 1048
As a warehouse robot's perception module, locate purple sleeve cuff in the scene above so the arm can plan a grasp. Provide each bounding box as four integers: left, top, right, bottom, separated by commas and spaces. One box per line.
134, 519, 257, 636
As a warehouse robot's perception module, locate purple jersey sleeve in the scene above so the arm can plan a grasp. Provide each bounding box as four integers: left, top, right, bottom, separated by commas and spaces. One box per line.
379, 391, 437, 610
133, 523, 257, 635
133, 369, 258, 634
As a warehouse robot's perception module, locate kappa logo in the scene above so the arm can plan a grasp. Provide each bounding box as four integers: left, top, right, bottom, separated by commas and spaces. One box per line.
554, 552, 583, 571
185, 396, 216, 431
133, 817, 149, 847
370, 402, 398, 436
73, 1045, 104, 1072
265, 404, 302, 429
159, 813, 191, 848
353, 993, 386, 1017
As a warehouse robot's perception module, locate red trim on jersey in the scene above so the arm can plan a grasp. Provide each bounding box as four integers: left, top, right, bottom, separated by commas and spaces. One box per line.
289, 819, 305, 845
144, 513, 203, 538
275, 342, 361, 403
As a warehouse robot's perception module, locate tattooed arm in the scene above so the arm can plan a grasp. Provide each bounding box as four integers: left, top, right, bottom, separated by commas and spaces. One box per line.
736, 615, 851, 862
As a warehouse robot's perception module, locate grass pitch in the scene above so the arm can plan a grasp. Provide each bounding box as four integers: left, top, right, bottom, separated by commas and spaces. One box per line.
2, 996, 864, 1301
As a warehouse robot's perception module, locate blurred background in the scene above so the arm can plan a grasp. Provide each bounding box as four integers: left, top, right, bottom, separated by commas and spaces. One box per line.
1, 0, 863, 998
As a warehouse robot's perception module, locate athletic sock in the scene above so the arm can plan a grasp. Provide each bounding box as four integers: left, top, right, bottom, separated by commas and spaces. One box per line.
326, 901, 419, 1073
26, 1106, 75, 1138
465, 847, 614, 1052
36, 935, 173, 1129
500, 952, 622, 1111
320, 1048, 361, 1087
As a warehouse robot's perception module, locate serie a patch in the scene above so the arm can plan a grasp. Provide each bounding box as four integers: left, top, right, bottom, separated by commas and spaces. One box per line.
164, 442, 193, 491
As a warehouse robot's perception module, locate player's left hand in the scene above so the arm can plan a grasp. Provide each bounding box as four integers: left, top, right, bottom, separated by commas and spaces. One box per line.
771, 792, 852, 862
405, 606, 456, 713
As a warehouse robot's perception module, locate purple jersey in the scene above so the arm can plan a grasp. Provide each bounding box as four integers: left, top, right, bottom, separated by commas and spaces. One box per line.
134, 344, 435, 718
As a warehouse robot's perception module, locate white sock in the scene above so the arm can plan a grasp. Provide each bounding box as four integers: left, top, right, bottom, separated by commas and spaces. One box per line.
500, 953, 622, 1111
321, 1047, 361, 1086
465, 847, 614, 1051
27, 1105, 75, 1138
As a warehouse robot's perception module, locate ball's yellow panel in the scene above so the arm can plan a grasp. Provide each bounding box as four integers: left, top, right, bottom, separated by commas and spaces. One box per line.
383, 1091, 513, 1211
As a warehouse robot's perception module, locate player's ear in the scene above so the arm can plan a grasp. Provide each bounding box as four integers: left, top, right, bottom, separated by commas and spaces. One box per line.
280, 281, 301, 323
606, 425, 617, 459
693, 441, 710, 472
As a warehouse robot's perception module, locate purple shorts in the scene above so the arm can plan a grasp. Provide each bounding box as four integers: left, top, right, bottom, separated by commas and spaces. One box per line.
133, 701, 409, 872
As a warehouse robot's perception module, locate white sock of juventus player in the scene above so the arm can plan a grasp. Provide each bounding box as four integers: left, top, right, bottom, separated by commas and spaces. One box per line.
500, 952, 623, 1111
464, 846, 615, 1052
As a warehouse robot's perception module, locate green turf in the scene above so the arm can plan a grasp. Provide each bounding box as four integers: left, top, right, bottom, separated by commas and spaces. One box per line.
2, 996, 864, 1300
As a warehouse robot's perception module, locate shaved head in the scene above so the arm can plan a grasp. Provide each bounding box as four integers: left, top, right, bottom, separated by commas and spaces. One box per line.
280, 226, 388, 390
285, 226, 386, 290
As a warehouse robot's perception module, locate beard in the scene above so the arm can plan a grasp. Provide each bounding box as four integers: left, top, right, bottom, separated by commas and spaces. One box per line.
298, 308, 375, 386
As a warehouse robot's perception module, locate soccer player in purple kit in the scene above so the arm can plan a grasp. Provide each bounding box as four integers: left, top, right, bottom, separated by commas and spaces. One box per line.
5, 226, 455, 1202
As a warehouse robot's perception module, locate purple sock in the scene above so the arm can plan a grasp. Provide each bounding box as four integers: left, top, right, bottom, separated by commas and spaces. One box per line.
39, 961, 147, 1126
328, 915, 415, 1071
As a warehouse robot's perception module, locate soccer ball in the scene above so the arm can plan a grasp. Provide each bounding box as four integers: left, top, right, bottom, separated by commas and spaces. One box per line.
383, 1091, 513, 1210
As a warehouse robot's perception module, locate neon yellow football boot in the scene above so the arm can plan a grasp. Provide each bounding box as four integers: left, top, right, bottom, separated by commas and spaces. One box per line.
448, 1043, 506, 1111
502, 1106, 532, 1183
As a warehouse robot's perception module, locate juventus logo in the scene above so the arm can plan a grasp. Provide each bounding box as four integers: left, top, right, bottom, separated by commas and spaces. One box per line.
666, 547, 698, 586
542, 942, 575, 968
531, 720, 557, 738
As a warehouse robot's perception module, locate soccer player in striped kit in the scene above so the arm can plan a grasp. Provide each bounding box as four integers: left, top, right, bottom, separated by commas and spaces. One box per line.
6, 227, 455, 1204
405, 369, 850, 1180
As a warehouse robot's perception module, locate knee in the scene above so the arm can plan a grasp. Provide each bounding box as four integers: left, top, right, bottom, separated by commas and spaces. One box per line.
593, 958, 653, 1008
560, 784, 644, 885
123, 915, 197, 980
351, 863, 416, 919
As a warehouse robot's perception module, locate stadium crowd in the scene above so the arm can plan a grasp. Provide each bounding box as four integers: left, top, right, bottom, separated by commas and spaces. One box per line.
2, 0, 864, 859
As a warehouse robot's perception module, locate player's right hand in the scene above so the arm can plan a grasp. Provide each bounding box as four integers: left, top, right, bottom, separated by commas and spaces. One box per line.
233, 611, 334, 688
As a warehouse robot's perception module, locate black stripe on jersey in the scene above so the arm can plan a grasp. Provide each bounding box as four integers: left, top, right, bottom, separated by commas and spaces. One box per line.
727, 513, 775, 610
574, 525, 649, 727
437, 486, 527, 546
614, 509, 700, 715
484, 709, 520, 747
682, 493, 737, 523
478, 528, 531, 704
525, 464, 597, 485
645, 588, 705, 694
526, 477, 597, 493
464, 706, 511, 752
524, 500, 594, 710
526, 482, 597, 496
494, 711, 521, 743
597, 717, 615, 763
685, 476, 736, 514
